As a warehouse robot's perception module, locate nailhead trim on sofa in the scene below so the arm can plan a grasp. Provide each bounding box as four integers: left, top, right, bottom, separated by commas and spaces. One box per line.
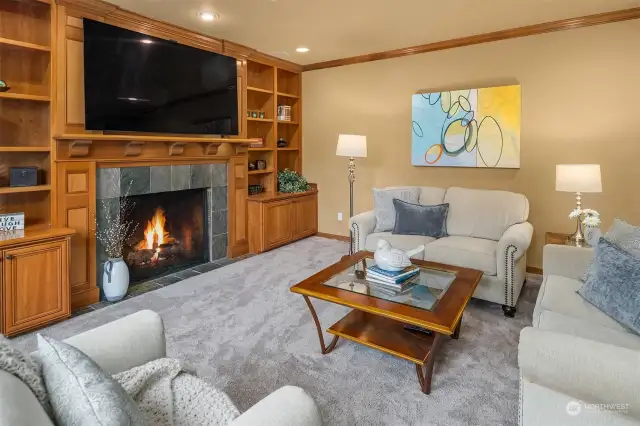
504, 244, 518, 307
351, 222, 360, 253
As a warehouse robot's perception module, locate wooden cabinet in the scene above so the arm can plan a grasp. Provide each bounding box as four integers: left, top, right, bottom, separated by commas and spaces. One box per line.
0, 228, 74, 336
248, 190, 318, 254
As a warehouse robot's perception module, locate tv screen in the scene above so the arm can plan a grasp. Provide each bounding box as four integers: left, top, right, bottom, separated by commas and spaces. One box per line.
83, 19, 239, 135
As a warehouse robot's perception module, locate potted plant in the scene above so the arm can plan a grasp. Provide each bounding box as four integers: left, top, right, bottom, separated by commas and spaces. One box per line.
95, 182, 138, 301
278, 169, 311, 193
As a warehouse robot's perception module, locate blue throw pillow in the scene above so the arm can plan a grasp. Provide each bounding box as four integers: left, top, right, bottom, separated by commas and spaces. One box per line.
578, 237, 640, 335
391, 199, 449, 238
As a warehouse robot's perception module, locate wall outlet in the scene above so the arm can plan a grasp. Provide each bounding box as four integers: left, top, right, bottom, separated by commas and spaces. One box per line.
337, 212, 343, 221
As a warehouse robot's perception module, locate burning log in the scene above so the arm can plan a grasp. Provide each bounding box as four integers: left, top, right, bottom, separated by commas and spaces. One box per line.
127, 249, 155, 265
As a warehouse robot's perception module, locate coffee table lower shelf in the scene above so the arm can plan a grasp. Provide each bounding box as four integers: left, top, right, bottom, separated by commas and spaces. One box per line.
326, 309, 445, 394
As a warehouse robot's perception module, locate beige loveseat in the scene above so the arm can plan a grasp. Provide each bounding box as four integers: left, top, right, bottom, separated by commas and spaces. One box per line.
349, 186, 533, 316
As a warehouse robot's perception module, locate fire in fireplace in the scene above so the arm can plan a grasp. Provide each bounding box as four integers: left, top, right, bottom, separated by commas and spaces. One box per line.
124, 189, 209, 284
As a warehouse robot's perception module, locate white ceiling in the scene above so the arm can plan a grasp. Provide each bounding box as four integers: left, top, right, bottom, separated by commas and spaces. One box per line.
107, 0, 640, 65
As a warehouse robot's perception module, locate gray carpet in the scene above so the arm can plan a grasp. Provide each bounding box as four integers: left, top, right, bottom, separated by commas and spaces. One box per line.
13, 237, 539, 426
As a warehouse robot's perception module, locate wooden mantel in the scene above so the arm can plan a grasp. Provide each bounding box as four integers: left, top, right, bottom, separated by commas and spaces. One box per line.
54, 134, 259, 143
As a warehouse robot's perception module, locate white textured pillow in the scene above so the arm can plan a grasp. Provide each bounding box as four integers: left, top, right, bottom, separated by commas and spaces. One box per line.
373, 187, 420, 232
581, 218, 640, 282
37, 334, 147, 426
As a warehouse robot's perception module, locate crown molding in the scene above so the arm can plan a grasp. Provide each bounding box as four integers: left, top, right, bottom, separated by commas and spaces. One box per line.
303, 7, 640, 72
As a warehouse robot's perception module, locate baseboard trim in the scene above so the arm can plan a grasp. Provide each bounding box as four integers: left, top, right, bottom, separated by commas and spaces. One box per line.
71, 287, 100, 310
315, 232, 350, 242
315, 233, 544, 274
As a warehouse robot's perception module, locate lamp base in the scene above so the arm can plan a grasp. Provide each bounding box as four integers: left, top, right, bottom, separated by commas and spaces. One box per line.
566, 217, 590, 248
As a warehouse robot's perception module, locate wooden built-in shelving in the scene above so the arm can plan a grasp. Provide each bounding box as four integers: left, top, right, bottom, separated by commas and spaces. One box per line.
248, 169, 274, 175
247, 117, 273, 123
0, 185, 51, 195
0, 92, 50, 102
248, 86, 274, 94
0, 146, 51, 152
277, 92, 300, 99
0, 37, 50, 51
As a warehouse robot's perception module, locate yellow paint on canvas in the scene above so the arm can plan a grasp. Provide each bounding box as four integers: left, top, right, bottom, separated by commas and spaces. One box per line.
477, 85, 521, 168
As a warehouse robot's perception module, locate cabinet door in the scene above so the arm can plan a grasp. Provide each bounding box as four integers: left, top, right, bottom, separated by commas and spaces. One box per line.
263, 201, 293, 250
57, 162, 98, 309
2, 240, 70, 336
292, 195, 318, 240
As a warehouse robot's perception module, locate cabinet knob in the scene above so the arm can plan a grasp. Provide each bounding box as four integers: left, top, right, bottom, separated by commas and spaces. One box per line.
5, 255, 14, 260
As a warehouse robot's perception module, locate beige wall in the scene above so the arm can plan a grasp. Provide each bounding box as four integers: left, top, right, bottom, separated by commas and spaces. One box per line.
302, 20, 640, 268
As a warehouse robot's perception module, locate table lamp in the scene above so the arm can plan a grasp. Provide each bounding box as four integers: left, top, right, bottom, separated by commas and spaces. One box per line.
556, 164, 602, 246
336, 134, 367, 254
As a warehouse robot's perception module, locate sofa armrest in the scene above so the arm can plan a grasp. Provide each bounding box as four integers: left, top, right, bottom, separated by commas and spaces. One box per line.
497, 222, 533, 282
519, 327, 640, 419
63, 310, 166, 375
543, 244, 593, 280
230, 386, 322, 426
349, 210, 376, 253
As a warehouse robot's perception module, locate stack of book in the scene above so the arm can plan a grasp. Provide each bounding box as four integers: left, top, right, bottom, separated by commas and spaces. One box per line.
366, 265, 420, 293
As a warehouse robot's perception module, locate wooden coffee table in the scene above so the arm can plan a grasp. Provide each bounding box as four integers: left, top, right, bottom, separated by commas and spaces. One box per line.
290, 251, 483, 394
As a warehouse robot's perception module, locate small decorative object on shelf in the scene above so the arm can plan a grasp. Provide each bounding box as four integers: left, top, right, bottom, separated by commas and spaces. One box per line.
277, 105, 292, 121
259, 111, 266, 119
251, 111, 258, 118
0, 80, 9, 92
373, 239, 425, 272
247, 111, 251, 117
256, 160, 267, 170
277, 169, 311, 193
248, 161, 257, 171
95, 181, 138, 302
569, 208, 601, 247
9, 167, 39, 187
248, 184, 265, 195
277, 137, 288, 148
0, 212, 25, 232
249, 138, 264, 148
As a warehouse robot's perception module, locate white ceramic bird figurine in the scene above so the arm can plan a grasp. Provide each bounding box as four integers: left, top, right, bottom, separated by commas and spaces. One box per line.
373, 239, 425, 272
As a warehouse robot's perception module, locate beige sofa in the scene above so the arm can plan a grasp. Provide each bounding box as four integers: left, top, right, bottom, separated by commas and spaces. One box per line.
518, 245, 640, 425
349, 186, 533, 316
0, 310, 322, 426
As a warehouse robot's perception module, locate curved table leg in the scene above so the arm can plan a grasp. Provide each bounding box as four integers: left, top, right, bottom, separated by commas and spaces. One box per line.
415, 333, 443, 394
303, 296, 339, 355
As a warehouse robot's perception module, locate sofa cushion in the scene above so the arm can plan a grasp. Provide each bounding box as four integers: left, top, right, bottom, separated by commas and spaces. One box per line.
392, 199, 449, 238
578, 238, 640, 334
444, 187, 529, 241
533, 275, 627, 332
537, 310, 640, 351
372, 187, 420, 232
38, 335, 147, 426
364, 232, 434, 259
418, 187, 446, 206
423, 236, 497, 275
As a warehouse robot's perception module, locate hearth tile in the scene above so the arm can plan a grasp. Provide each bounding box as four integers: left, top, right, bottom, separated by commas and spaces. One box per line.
190, 164, 211, 189
211, 210, 228, 236
192, 262, 223, 273
213, 258, 232, 266
90, 300, 114, 311
211, 186, 228, 211
211, 163, 227, 187
97, 168, 120, 199
153, 275, 182, 287
171, 165, 191, 190
121, 167, 150, 196
172, 269, 201, 279
71, 306, 94, 318
150, 166, 171, 193
126, 281, 162, 298
211, 233, 228, 261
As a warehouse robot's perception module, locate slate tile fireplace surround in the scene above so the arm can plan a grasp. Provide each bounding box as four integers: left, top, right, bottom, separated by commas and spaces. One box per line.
96, 163, 227, 298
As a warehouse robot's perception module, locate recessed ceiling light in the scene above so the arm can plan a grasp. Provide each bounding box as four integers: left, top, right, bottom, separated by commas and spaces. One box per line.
198, 11, 219, 22
140, 39, 153, 44
296, 47, 309, 53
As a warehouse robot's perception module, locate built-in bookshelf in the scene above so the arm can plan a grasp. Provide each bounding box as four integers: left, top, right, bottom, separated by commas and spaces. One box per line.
246, 60, 302, 197
0, 0, 53, 225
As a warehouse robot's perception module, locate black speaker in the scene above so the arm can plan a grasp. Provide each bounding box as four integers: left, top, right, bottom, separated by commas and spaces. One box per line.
10, 167, 39, 187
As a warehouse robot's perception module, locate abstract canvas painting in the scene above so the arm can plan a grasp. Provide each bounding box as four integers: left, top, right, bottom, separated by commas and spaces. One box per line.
411, 85, 521, 168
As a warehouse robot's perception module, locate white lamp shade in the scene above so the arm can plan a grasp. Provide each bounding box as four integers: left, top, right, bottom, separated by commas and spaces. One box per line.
556, 164, 602, 193
336, 134, 367, 158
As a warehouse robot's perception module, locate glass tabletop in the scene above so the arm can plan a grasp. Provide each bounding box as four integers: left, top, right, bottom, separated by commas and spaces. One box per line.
323, 257, 457, 312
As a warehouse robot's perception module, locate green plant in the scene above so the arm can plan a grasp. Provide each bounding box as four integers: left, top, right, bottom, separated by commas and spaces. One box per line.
278, 169, 311, 193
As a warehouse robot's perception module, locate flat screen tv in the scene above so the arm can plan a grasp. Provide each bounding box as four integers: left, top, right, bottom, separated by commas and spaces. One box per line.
83, 19, 238, 135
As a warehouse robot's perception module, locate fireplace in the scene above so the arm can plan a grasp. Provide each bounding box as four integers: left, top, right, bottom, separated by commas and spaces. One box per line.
124, 189, 208, 283
96, 163, 228, 295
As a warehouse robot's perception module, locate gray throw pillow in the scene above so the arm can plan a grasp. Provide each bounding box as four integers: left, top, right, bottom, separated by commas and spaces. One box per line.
581, 218, 640, 282
392, 199, 449, 238
373, 187, 420, 232
578, 238, 640, 335
37, 334, 147, 426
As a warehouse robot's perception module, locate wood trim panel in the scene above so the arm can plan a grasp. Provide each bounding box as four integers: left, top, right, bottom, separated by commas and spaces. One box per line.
227, 156, 249, 257
315, 232, 350, 242
303, 7, 640, 71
